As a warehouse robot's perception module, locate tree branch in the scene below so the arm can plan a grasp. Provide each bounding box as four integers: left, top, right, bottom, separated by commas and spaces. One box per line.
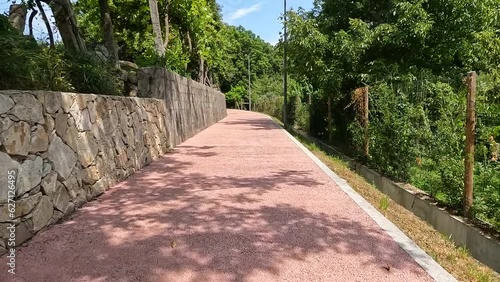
163, 0, 169, 49
28, 9, 38, 37
36, 0, 54, 48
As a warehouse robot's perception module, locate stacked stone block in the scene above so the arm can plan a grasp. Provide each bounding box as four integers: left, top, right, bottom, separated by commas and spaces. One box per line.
137, 67, 227, 147
0, 91, 169, 255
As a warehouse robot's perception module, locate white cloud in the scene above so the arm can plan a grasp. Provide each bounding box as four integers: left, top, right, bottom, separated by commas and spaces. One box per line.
228, 3, 261, 21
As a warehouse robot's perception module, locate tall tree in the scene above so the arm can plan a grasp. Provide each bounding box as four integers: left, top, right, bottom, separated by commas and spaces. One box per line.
42, 0, 86, 51
148, 0, 166, 57
98, 0, 118, 63
74, 0, 280, 88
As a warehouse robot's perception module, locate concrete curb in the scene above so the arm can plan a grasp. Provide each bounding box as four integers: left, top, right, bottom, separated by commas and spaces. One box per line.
273, 121, 457, 282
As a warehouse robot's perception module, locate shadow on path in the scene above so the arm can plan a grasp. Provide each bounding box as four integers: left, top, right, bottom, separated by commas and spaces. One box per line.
1, 110, 432, 282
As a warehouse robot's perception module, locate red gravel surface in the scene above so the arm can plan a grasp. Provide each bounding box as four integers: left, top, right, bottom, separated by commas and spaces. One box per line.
0, 110, 434, 282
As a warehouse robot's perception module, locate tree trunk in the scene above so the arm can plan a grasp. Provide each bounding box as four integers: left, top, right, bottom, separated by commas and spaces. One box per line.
364, 86, 369, 158
198, 57, 205, 85
206, 69, 212, 87
42, 0, 86, 52
328, 96, 333, 143
98, 0, 119, 64
35, 0, 54, 48
163, 1, 170, 49
186, 30, 193, 52
148, 0, 165, 57
463, 71, 477, 217
8, 4, 26, 34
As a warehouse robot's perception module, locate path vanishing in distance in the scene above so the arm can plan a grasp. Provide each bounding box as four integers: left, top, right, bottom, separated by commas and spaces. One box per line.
1, 110, 446, 281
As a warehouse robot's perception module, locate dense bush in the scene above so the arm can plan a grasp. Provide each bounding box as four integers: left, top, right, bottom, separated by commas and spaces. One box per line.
475, 162, 500, 226
285, 0, 500, 230
294, 101, 310, 132
253, 95, 283, 120
0, 16, 71, 91
225, 85, 246, 109
63, 51, 122, 95
251, 75, 311, 130
0, 15, 121, 95
347, 72, 500, 228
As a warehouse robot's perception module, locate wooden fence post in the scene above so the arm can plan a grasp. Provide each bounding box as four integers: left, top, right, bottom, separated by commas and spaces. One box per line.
328, 96, 332, 143
464, 71, 477, 217
364, 86, 369, 158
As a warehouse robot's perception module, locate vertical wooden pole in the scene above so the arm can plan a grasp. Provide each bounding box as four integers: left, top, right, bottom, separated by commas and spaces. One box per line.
248, 54, 252, 111
464, 71, 477, 217
328, 96, 332, 143
283, 0, 288, 127
364, 86, 369, 158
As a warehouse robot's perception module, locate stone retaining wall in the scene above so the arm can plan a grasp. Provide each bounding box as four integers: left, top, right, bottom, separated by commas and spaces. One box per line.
0, 91, 170, 255
137, 67, 227, 147
0, 69, 227, 255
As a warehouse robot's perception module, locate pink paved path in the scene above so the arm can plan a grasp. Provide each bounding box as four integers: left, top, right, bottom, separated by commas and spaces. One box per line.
1, 110, 433, 282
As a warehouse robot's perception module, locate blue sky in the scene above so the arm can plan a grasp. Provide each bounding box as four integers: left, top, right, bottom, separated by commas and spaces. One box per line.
0, 0, 313, 45
218, 0, 313, 45
0, 0, 60, 41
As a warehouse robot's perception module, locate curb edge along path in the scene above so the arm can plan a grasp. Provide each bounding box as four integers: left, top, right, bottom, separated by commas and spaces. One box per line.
272, 117, 456, 282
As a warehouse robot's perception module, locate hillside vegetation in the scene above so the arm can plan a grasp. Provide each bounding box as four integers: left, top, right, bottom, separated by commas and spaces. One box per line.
283, 0, 500, 230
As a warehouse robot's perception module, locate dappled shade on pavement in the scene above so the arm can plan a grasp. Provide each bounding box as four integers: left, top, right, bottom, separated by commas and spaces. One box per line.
0, 110, 432, 282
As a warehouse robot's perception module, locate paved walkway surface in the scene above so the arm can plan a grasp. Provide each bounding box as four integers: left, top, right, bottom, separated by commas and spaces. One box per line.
1, 110, 434, 282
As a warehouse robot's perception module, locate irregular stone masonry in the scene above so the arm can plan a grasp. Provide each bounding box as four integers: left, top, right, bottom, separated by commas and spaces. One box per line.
137, 67, 227, 147
0, 79, 227, 255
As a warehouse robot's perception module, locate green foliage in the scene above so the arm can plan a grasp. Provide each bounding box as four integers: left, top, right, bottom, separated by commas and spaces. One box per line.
64, 51, 122, 95
295, 102, 310, 132
252, 74, 283, 117
225, 85, 246, 108
216, 26, 281, 93
250, 74, 311, 129
474, 162, 500, 227
348, 71, 500, 227
379, 196, 390, 212
0, 15, 120, 95
254, 95, 284, 120
0, 15, 71, 91
287, 0, 500, 228
75, 0, 277, 87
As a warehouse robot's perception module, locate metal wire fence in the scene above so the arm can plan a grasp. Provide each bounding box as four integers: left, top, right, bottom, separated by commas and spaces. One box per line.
350, 72, 500, 229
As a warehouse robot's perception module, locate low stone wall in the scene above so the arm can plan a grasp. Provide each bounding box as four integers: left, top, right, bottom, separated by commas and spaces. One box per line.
0, 90, 169, 255
0, 70, 226, 254
137, 67, 227, 147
